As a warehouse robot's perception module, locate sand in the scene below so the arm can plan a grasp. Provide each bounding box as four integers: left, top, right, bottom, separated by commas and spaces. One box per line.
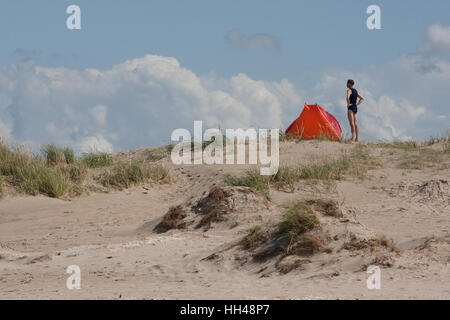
0, 140, 449, 299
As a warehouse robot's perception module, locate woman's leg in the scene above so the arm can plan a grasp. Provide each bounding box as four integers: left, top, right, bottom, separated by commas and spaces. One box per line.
354, 112, 359, 142
347, 110, 355, 141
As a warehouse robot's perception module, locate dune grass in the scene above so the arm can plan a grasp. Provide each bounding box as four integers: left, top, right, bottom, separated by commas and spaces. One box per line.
97, 161, 170, 189
42, 144, 66, 165
0, 141, 171, 199
225, 170, 270, 196
0, 143, 75, 197
62, 147, 76, 164
226, 145, 378, 197
42, 144, 77, 165
81, 152, 114, 168
372, 136, 450, 169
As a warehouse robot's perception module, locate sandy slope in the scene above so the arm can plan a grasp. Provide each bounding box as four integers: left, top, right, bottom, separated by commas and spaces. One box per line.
0, 140, 449, 299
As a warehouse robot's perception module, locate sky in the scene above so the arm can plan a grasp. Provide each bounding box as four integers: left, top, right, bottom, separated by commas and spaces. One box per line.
0, 0, 450, 152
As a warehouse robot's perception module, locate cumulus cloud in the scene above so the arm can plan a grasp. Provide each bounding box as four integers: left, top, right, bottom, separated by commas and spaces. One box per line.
225, 29, 280, 52
0, 55, 300, 152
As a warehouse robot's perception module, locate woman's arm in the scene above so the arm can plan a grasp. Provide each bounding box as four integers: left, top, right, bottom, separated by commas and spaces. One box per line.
347, 89, 352, 106
357, 93, 364, 106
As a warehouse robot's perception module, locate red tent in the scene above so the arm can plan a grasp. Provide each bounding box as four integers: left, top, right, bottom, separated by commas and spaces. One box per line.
286, 104, 342, 141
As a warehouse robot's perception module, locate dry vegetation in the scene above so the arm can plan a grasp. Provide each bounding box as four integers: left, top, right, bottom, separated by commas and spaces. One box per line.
154, 186, 240, 233
341, 235, 398, 254
153, 205, 187, 233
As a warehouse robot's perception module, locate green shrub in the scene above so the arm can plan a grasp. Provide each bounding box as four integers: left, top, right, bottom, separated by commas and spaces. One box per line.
6, 158, 71, 198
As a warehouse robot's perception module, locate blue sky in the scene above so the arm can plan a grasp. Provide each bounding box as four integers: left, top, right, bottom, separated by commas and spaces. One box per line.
2, 0, 450, 78
0, 1, 450, 151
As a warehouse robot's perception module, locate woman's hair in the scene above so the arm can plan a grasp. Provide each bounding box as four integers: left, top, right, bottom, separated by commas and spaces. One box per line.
347, 79, 355, 86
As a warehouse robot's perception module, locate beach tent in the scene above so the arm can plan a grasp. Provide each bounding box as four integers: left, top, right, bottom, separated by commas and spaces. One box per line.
285, 104, 342, 141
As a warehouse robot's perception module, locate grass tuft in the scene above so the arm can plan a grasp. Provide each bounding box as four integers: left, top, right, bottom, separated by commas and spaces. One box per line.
241, 200, 328, 262
278, 201, 320, 241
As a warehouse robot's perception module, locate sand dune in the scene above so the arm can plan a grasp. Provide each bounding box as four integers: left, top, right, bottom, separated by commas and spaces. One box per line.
0, 140, 449, 299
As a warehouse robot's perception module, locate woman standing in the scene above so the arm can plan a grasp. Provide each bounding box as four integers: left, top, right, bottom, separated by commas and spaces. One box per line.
346, 79, 364, 142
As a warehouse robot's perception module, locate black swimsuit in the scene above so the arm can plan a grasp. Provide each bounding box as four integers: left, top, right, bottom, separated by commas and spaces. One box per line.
348, 88, 358, 114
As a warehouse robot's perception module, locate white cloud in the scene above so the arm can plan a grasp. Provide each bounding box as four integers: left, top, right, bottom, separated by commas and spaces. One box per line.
225, 29, 280, 52
0, 55, 300, 152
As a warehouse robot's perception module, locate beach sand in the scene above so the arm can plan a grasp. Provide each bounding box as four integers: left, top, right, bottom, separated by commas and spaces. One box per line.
0, 140, 449, 299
